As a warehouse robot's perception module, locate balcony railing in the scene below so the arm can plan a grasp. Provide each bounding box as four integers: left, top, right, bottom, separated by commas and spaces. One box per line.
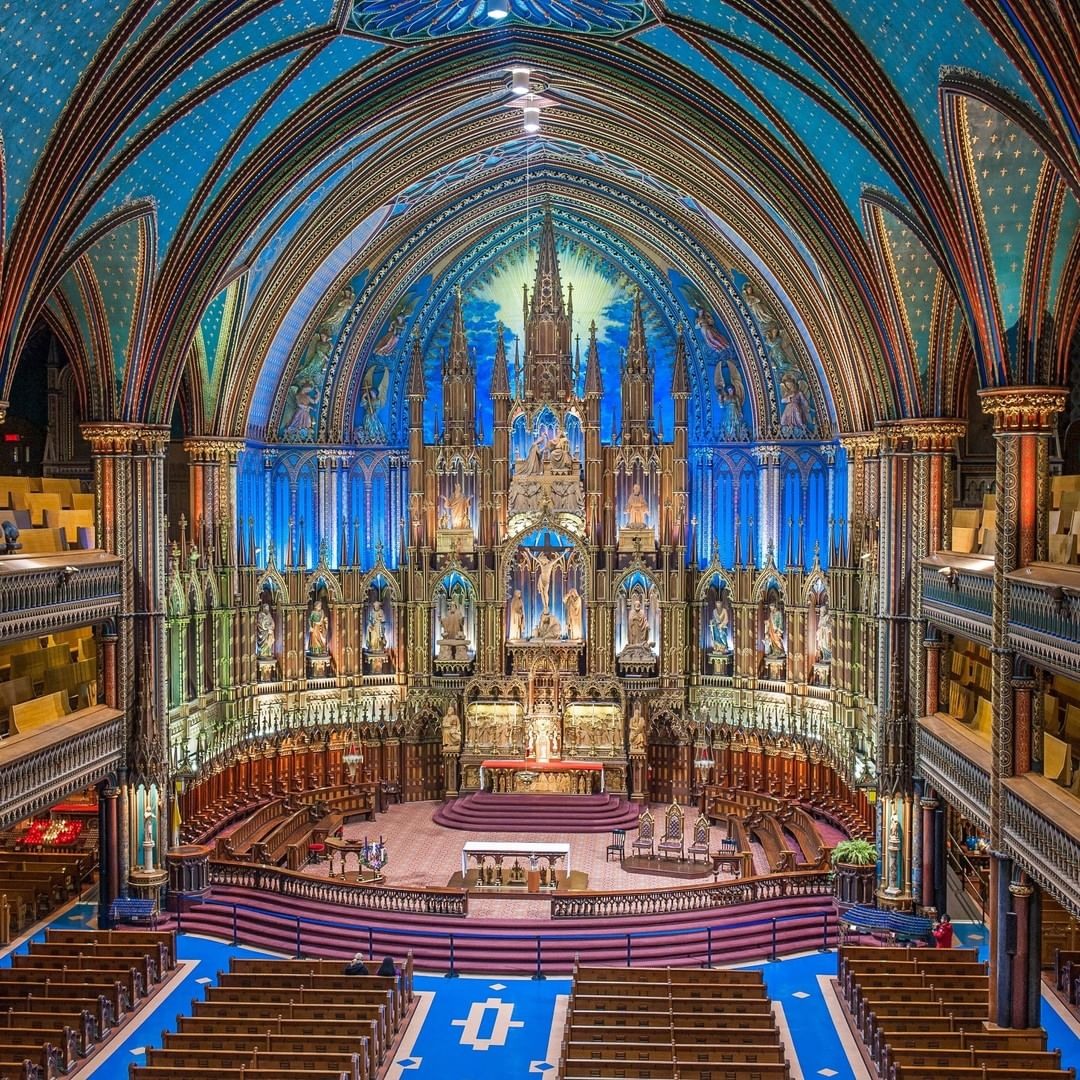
919, 553, 993, 645
0, 706, 125, 828
0, 550, 123, 638
915, 714, 991, 829
1006, 563, 1080, 678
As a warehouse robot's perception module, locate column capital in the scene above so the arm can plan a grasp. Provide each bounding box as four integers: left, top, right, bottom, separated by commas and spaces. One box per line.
978, 386, 1068, 434
879, 418, 968, 452
82, 422, 171, 455
838, 431, 882, 456
183, 436, 245, 464
919, 796, 939, 810
751, 443, 782, 465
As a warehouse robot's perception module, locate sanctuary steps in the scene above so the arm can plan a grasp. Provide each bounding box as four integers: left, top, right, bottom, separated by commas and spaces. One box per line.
432, 792, 641, 832
178, 884, 837, 974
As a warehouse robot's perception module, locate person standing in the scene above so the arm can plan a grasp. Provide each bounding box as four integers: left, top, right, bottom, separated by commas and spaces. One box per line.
932, 913, 954, 948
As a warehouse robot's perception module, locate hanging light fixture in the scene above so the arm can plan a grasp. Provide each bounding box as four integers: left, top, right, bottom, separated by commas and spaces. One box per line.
523, 102, 540, 134
487, 0, 509, 19
510, 67, 531, 95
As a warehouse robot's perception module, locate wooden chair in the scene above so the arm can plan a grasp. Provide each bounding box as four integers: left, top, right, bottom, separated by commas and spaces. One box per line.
657, 802, 685, 860
687, 813, 710, 862
605, 829, 626, 862
632, 810, 655, 857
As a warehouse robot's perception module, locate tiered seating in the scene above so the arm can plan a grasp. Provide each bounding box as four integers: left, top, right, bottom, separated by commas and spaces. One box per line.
560, 964, 790, 1079
0, 929, 176, 1079
838, 945, 1071, 1080
1042, 673, 1080, 793
0, 476, 95, 553
1048, 475, 1080, 564
131, 955, 414, 1080
0, 630, 98, 737
705, 789, 835, 869
0, 850, 92, 944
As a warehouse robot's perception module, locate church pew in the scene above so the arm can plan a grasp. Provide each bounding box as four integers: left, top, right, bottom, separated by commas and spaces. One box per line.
564, 1062, 788, 1080
0, 1024, 76, 1073
13, 948, 155, 990
674, 1044, 787, 1066
1055, 949, 1080, 1003
27, 941, 164, 982
0, 1054, 40, 1080
0, 991, 113, 1035
0, 860, 79, 896
2, 1009, 94, 1057
130, 1069, 351, 1080
888, 1070, 1069, 1080
0, 972, 129, 1019
159, 1032, 372, 1080
0, 850, 94, 885
568, 1007, 777, 1031
572, 977, 768, 1001
142, 1047, 364, 1080
884, 1046, 1061, 1073
7, 959, 144, 1004
571, 992, 773, 1018
10, 692, 70, 734
561, 1062, 677, 1079
569, 1024, 778, 1046
563, 1042, 677, 1063
573, 964, 764, 986
0, 873, 64, 907
44, 929, 176, 971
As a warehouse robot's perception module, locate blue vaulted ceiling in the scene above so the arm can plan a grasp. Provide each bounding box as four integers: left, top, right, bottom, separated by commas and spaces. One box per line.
0, 0, 1075, 431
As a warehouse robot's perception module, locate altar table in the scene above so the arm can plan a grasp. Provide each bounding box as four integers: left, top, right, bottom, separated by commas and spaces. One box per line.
462, 840, 570, 890
480, 759, 603, 795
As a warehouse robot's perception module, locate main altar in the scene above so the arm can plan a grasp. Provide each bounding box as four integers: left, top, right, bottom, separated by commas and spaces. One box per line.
480, 759, 603, 795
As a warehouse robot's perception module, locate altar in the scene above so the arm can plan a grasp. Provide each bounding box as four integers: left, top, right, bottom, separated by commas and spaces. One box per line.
480, 759, 603, 795
461, 840, 570, 892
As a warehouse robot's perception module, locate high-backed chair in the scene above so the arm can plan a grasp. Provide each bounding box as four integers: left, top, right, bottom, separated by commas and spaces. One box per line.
606, 828, 626, 862
657, 802, 685, 861
632, 809, 655, 857
688, 813, 710, 863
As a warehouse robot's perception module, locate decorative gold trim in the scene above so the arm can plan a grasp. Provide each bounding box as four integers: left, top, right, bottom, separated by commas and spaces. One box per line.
878, 418, 968, 452
81, 422, 171, 454
978, 386, 1068, 433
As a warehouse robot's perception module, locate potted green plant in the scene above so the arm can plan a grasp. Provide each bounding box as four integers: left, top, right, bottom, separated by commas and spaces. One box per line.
831, 839, 878, 904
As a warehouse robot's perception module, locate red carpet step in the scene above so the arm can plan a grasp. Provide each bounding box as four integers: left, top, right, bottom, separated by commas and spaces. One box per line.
432, 792, 643, 832
178, 884, 837, 974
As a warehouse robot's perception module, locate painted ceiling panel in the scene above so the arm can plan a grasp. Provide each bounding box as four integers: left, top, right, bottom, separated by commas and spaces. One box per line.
1, 0, 127, 233
635, 28, 795, 157
662, 2, 860, 124
200, 35, 388, 212
1047, 191, 1078, 314
879, 208, 940, 396
830, 0, 1041, 159
347, 0, 649, 42
82, 214, 150, 388
962, 98, 1044, 333
84, 54, 295, 260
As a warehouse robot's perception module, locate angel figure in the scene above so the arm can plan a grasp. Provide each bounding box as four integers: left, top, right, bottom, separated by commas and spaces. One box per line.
713, 357, 745, 411
373, 312, 407, 357
695, 307, 731, 353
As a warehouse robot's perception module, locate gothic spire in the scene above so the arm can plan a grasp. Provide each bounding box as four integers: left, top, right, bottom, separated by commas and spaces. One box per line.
491, 322, 510, 398
585, 320, 603, 397
530, 205, 566, 317
672, 327, 689, 397
407, 330, 426, 398
445, 286, 469, 375
624, 289, 649, 375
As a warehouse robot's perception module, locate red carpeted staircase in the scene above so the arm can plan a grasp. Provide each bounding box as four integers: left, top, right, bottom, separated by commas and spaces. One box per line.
177, 884, 837, 975
432, 792, 642, 832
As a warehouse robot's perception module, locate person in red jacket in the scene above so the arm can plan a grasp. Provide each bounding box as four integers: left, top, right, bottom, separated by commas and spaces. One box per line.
932, 913, 954, 948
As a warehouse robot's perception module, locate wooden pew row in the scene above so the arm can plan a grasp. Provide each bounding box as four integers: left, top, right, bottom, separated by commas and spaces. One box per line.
0, 850, 94, 885
563, 1063, 788, 1080
159, 1032, 372, 1080
45, 928, 176, 971
568, 1008, 778, 1032
573, 964, 764, 986
0, 970, 132, 1018
0, 990, 113, 1039
129, 1069, 351, 1080
142, 1048, 364, 1080
11, 949, 155, 994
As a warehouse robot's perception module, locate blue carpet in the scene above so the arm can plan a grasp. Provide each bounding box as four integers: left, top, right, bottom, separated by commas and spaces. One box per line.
4, 905, 1079, 1078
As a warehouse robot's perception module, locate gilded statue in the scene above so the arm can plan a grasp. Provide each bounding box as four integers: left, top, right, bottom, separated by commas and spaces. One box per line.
564, 588, 582, 640
629, 702, 647, 754
440, 599, 465, 640
764, 600, 785, 658
255, 601, 275, 658
626, 596, 650, 646
442, 703, 461, 752
365, 600, 387, 652
509, 589, 526, 640
816, 604, 833, 663
709, 598, 731, 653
441, 482, 472, 531
308, 598, 329, 655
625, 482, 649, 529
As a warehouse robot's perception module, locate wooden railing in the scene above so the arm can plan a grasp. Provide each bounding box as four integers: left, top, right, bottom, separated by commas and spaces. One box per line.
207, 860, 469, 917
215, 799, 285, 859
549, 869, 831, 918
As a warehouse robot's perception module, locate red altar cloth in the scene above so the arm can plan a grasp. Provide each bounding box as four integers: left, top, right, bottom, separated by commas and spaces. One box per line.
480, 759, 603, 772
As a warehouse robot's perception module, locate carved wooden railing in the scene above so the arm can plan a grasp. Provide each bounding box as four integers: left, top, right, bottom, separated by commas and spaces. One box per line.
0, 706, 124, 828
1006, 563, 1080, 678
920, 553, 993, 644
215, 799, 287, 858
0, 550, 122, 637
915, 714, 991, 830
549, 869, 831, 919
207, 859, 469, 917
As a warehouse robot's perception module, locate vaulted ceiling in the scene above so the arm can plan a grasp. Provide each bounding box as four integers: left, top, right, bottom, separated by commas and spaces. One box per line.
0, 1, 1076, 438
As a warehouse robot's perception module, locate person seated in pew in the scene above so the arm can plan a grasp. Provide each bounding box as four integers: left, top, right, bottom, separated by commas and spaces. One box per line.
932, 912, 954, 948
376, 956, 396, 978
344, 952, 370, 975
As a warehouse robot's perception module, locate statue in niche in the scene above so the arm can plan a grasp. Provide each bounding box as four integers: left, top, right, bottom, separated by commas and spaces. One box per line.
441, 483, 472, 531
546, 428, 574, 473
365, 600, 387, 653
815, 604, 833, 663
629, 702, 647, 754
525, 549, 564, 613
514, 430, 547, 478
441, 702, 461, 752
625, 483, 649, 529
627, 596, 650, 647
307, 597, 329, 656
764, 600, 786, 659
509, 589, 526, 640
886, 812, 903, 895
255, 601, 276, 658
709, 598, 731, 654
436, 595, 471, 664
536, 610, 562, 640
440, 599, 465, 640
564, 588, 583, 641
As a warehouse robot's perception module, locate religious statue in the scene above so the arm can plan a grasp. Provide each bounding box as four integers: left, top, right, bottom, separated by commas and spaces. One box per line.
779, 368, 813, 436
546, 428, 574, 473
629, 702, 647, 754
441, 703, 461, 752
527, 549, 563, 613
308, 597, 329, 656
816, 604, 833, 663
536, 610, 562, 640
284, 379, 317, 438
764, 601, 785, 658
625, 483, 649, 529
255, 601, 275, 658
509, 589, 526, 640
515, 430, 547, 477
886, 812, 903, 895
627, 596, 650, 647
440, 599, 465, 640
709, 598, 731, 653
365, 600, 387, 653
564, 588, 583, 640
441, 482, 472, 531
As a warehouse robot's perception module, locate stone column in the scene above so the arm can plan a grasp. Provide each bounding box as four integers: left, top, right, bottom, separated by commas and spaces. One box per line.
752, 444, 782, 564
920, 794, 938, 912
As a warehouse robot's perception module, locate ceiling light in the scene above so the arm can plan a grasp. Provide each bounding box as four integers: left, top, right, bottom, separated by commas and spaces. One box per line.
511, 67, 531, 95
487, 0, 509, 19
523, 105, 540, 133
